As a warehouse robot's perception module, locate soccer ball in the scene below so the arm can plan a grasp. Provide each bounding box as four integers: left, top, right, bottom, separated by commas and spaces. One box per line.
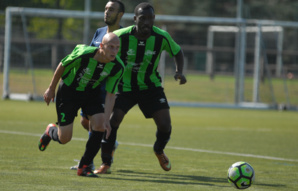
227, 161, 255, 189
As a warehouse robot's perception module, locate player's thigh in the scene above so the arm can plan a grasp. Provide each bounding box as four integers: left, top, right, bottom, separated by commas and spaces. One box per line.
56, 83, 81, 126
152, 109, 171, 132
110, 108, 126, 127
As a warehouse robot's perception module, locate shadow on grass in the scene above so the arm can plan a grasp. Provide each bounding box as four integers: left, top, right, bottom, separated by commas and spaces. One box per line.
102, 170, 228, 187
102, 170, 286, 189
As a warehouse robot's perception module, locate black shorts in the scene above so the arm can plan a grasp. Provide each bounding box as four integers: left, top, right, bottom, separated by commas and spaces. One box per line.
80, 80, 107, 120
114, 87, 170, 118
55, 82, 104, 126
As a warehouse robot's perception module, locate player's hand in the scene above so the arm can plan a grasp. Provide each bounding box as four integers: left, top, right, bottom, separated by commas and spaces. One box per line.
43, 88, 55, 105
174, 72, 187, 85
104, 121, 111, 139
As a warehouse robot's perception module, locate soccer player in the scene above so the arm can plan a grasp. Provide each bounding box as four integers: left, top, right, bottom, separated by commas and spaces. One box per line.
38, 33, 125, 178
73, 0, 125, 172
96, 2, 187, 174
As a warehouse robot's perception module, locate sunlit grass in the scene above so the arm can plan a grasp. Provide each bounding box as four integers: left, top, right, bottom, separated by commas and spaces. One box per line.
0, 100, 297, 190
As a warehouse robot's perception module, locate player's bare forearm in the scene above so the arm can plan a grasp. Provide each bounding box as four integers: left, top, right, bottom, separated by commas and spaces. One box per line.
104, 92, 116, 138
174, 50, 184, 73
49, 62, 64, 90
44, 62, 65, 105
174, 50, 187, 84
104, 92, 116, 120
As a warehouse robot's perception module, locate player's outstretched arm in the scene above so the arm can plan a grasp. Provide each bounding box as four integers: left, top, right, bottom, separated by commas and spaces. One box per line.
173, 50, 187, 85
103, 92, 116, 139
44, 62, 65, 105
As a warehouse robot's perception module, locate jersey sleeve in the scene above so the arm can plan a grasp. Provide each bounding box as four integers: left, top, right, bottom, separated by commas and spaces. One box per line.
60, 45, 85, 75
60, 45, 97, 77
160, 29, 181, 57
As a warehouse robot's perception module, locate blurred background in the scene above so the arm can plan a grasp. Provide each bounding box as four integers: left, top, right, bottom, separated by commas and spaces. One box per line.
0, 0, 298, 110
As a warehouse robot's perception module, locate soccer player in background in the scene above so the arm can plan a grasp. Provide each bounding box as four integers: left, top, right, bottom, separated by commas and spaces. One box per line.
38, 33, 125, 178
71, 0, 125, 172
96, 2, 187, 174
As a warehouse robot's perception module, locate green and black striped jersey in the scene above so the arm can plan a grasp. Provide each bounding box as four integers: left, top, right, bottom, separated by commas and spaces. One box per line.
113, 25, 181, 92
61, 44, 124, 93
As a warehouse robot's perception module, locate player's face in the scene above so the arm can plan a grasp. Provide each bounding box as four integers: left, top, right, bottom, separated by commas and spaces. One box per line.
104, 2, 120, 26
135, 8, 155, 36
102, 39, 120, 61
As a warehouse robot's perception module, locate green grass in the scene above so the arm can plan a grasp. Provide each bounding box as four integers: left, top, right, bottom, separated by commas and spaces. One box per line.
0, 100, 298, 191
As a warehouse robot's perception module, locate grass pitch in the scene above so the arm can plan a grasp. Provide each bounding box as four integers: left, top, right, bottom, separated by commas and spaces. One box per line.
0, 100, 297, 191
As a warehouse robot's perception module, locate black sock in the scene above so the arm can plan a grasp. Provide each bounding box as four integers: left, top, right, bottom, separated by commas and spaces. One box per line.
79, 130, 104, 168
101, 125, 119, 165
154, 129, 171, 153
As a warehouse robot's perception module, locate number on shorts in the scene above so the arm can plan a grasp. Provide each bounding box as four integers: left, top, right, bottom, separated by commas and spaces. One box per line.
61, 112, 66, 122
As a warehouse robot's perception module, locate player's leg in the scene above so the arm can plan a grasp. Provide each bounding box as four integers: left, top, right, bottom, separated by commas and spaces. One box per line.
95, 92, 136, 174
77, 91, 105, 177
94, 108, 126, 174
152, 109, 172, 153
152, 109, 172, 171
38, 122, 74, 151
77, 113, 105, 177
70, 112, 93, 170
139, 87, 172, 171
38, 82, 77, 151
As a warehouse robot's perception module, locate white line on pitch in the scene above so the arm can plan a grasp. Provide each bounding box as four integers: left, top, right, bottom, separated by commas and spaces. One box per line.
1, 129, 298, 163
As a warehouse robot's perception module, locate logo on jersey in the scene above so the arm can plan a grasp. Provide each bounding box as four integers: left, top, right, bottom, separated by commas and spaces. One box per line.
138, 41, 145, 46
97, 64, 104, 69
77, 68, 92, 83
100, 71, 108, 77
145, 50, 156, 56
127, 49, 136, 56
83, 68, 92, 75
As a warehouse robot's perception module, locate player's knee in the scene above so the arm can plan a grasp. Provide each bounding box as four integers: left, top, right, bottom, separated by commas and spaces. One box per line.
57, 124, 73, 144
58, 136, 72, 144
91, 125, 105, 132
110, 118, 121, 127
80, 117, 89, 131
158, 124, 172, 133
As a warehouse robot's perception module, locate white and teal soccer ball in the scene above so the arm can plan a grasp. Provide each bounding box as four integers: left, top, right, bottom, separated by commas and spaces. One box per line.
227, 161, 255, 189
